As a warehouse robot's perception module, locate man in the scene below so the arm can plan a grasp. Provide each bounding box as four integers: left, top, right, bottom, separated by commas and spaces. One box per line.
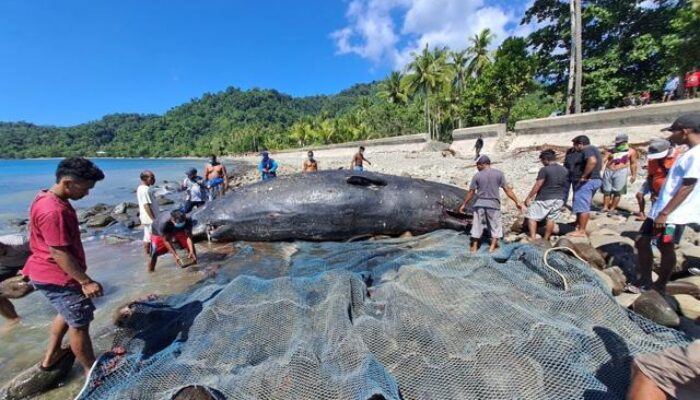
684, 67, 699, 99
474, 135, 484, 160
148, 210, 197, 272
181, 168, 205, 213
523, 149, 569, 241
204, 155, 228, 200
136, 170, 158, 257
458, 155, 524, 253
303, 151, 318, 172
22, 157, 105, 375
635, 114, 700, 294
563, 144, 585, 206
635, 139, 681, 221
627, 340, 699, 400
258, 151, 278, 180
662, 75, 679, 102
567, 135, 603, 237
601, 133, 639, 214
351, 146, 371, 171
0, 234, 31, 326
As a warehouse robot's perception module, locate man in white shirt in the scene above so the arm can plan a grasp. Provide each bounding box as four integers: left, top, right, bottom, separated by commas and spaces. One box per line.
136, 170, 158, 257
635, 114, 700, 293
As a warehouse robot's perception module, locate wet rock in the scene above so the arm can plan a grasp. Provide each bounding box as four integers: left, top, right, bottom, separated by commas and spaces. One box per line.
665, 281, 700, 297
86, 214, 115, 228
157, 196, 174, 206
593, 269, 616, 295
555, 237, 606, 270
0, 349, 75, 400
0, 275, 33, 299
632, 290, 680, 327
113, 202, 138, 214
673, 294, 700, 320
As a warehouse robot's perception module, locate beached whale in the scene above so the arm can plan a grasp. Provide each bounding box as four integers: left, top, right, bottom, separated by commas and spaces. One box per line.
192, 170, 470, 242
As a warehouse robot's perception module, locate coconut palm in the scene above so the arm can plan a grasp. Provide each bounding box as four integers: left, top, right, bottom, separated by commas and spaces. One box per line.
378, 71, 409, 105
404, 44, 451, 139
466, 28, 495, 78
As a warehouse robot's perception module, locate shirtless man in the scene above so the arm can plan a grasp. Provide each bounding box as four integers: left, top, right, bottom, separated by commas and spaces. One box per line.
204, 155, 228, 200
303, 151, 318, 172
351, 146, 371, 171
601, 133, 638, 214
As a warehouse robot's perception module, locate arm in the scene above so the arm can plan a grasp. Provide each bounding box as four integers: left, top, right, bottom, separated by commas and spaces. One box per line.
629, 149, 639, 183
654, 178, 697, 228
162, 235, 180, 262
458, 189, 476, 213
524, 179, 545, 206
257, 162, 264, 173
49, 247, 102, 298
269, 160, 278, 173
503, 185, 524, 211
362, 155, 372, 165
185, 233, 196, 261
581, 155, 598, 180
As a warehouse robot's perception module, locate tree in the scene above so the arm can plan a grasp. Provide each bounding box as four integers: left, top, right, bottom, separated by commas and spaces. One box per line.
466, 29, 495, 78
378, 72, 409, 105
404, 45, 451, 140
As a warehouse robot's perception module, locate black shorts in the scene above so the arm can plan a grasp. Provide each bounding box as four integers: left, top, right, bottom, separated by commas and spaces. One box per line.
639, 218, 685, 245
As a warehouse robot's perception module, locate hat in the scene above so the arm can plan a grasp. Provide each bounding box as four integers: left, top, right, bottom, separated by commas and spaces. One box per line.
185, 168, 197, 176
260, 151, 269, 156
614, 133, 629, 143
647, 139, 671, 160
572, 135, 590, 145
661, 113, 700, 132
476, 155, 491, 165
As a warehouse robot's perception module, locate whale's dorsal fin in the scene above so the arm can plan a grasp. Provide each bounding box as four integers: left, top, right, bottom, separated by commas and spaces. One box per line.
346, 175, 387, 187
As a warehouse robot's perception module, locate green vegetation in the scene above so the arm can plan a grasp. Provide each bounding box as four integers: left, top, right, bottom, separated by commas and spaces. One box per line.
1, 0, 698, 158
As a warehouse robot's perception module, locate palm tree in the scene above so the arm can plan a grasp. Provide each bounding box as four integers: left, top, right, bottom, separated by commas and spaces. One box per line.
449, 50, 468, 128
404, 44, 451, 140
378, 72, 409, 105
466, 28, 495, 78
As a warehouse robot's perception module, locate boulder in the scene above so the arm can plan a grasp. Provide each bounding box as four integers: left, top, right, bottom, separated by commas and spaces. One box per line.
665, 281, 700, 297
593, 269, 615, 295
632, 290, 680, 327
113, 202, 138, 214
157, 196, 174, 206
602, 266, 627, 296
672, 295, 700, 320
555, 237, 606, 270
86, 214, 115, 228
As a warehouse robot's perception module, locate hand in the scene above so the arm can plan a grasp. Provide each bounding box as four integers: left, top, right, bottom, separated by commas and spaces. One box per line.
579, 177, 589, 183
630, 175, 637, 183
516, 203, 526, 213
81, 281, 103, 298
173, 254, 181, 264
458, 204, 466, 214
524, 199, 532, 207
654, 213, 668, 229
187, 252, 197, 263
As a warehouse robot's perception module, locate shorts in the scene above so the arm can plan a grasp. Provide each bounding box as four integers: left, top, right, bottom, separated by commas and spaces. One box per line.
573, 179, 602, 214
150, 231, 189, 257
32, 282, 95, 328
207, 177, 224, 187
602, 168, 628, 196
142, 224, 152, 242
639, 218, 685, 245
470, 207, 503, 239
637, 181, 650, 196
633, 340, 700, 400
526, 199, 564, 221
353, 165, 364, 172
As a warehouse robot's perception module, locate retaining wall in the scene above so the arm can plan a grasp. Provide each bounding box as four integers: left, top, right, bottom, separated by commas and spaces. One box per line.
275, 132, 429, 154
450, 124, 505, 157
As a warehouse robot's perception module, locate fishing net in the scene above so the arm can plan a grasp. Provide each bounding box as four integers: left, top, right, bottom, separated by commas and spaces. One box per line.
79, 231, 690, 399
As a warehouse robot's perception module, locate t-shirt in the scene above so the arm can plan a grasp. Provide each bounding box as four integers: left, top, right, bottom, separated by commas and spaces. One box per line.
685, 71, 700, 88
182, 177, 204, 202
151, 212, 192, 237
647, 147, 682, 195
469, 168, 507, 209
137, 184, 158, 225
535, 163, 569, 201
22, 191, 86, 286
580, 146, 603, 180
649, 145, 700, 224
563, 147, 584, 181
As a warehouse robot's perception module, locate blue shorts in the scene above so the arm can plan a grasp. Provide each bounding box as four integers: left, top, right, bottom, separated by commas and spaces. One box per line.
207, 177, 224, 187
572, 179, 602, 214
32, 282, 95, 328
353, 165, 364, 172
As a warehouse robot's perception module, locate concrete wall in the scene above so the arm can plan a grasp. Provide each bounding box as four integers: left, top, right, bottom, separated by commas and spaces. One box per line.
510, 99, 700, 148
275, 132, 429, 154
450, 124, 505, 157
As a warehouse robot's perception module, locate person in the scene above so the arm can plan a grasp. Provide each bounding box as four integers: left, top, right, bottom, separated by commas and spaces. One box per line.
684, 67, 699, 99
635, 139, 682, 221
601, 133, 639, 214
351, 146, 371, 171
563, 145, 584, 206
136, 170, 158, 257
567, 135, 603, 237
458, 155, 524, 253
148, 210, 197, 272
523, 150, 569, 241
474, 135, 484, 160
21, 157, 105, 375
258, 151, 278, 180
627, 340, 699, 400
639, 91, 651, 106
303, 151, 318, 172
0, 234, 31, 325
181, 168, 206, 213
662, 75, 679, 102
635, 113, 700, 294
204, 155, 228, 201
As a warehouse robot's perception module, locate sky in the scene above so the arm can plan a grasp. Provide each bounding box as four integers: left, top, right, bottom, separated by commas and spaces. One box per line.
0, 0, 534, 126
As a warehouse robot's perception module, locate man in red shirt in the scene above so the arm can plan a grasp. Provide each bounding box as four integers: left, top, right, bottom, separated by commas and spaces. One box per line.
22, 157, 105, 375
685, 68, 699, 99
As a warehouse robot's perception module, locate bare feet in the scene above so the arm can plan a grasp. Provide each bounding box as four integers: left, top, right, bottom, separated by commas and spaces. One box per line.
40, 346, 72, 370
566, 230, 588, 238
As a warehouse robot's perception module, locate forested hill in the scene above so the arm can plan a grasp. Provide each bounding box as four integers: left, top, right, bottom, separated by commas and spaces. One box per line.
0, 83, 384, 158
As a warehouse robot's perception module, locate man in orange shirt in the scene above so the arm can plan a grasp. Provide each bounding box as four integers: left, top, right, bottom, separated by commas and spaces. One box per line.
635, 139, 682, 220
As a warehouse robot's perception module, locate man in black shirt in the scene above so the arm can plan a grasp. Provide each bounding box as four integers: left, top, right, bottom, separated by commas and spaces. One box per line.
567, 135, 603, 237
474, 135, 484, 160
523, 149, 569, 240
148, 210, 197, 272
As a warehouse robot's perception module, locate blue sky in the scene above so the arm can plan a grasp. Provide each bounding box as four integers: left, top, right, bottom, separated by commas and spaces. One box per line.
0, 0, 532, 126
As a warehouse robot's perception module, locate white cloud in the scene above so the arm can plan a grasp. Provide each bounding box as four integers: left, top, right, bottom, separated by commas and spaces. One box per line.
331, 0, 532, 69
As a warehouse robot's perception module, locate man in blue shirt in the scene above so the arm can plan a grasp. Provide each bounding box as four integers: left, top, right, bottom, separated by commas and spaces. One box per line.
662, 75, 679, 102
258, 151, 278, 181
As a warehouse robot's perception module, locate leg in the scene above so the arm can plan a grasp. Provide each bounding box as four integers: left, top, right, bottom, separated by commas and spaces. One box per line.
578, 212, 590, 233
627, 362, 668, 400
148, 254, 158, 272
68, 325, 96, 375
610, 195, 622, 212
636, 192, 645, 218
489, 237, 499, 253
543, 219, 555, 240
653, 242, 676, 293
487, 209, 502, 252
635, 235, 654, 290
527, 218, 538, 239
0, 297, 19, 322
142, 241, 150, 257
602, 194, 611, 212
41, 314, 69, 369
470, 239, 479, 253
469, 208, 484, 253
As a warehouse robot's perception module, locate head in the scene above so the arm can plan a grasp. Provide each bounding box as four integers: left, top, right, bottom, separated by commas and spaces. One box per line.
662, 114, 700, 147
140, 170, 155, 186
359, 146, 365, 154
261, 151, 269, 160
186, 168, 197, 179
307, 151, 314, 160
210, 154, 218, 165
54, 157, 105, 200
572, 135, 591, 152
614, 133, 629, 146
539, 149, 556, 166
475, 155, 491, 171
646, 139, 672, 161
170, 209, 187, 229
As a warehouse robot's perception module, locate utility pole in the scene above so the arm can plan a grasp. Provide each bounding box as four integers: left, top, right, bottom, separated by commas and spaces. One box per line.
566, 0, 583, 114
574, 0, 583, 114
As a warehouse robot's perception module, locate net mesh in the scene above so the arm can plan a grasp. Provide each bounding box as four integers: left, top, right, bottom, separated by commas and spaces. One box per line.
79, 231, 690, 400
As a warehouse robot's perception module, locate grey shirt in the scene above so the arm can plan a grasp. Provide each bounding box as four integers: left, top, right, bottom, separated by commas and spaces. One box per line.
535, 163, 569, 201
469, 168, 507, 209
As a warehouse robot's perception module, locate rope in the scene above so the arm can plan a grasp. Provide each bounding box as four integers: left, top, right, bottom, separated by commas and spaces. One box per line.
541, 246, 588, 292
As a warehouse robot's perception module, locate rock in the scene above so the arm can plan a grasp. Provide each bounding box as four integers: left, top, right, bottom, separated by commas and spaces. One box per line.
86, 214, 115, 228
555, 237, 606, 270
157, 196, 174, 206
7, 218, 27, 227
676, 276, 700, 288
673, 295, 700, 320
602, 266, 627, 295
0, 275, 33, 299
510, 217, 525, 234
113, 202, 138, 214
0, 348, 75, 400
527, 238, 552, 249
593, 269, 616, 295
615, 293, 640, 308
632, 290, 680, 327
665, 281, 700, 297
596, 242, 637, 277
400, 231, 413, 238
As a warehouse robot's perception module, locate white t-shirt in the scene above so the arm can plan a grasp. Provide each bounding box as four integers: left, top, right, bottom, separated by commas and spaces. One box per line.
182, 177, 204, 202
649, 144, 700, 224
136, 184, 159, 225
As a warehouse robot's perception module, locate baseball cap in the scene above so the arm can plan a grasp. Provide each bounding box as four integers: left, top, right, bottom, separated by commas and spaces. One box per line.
476, 155, 491, 165
572, 135, 591, 145
661, 113, 700, 132
614, 133, 629, 143
646, 139, 671, 160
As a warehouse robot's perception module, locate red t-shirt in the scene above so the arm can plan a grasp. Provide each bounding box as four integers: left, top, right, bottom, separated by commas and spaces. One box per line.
685, 71, 700, 88
22, 191, 87, 286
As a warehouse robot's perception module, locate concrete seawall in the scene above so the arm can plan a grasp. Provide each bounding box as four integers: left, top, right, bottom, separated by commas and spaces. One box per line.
275, 132, 429, 154
450, 124, 505, 157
